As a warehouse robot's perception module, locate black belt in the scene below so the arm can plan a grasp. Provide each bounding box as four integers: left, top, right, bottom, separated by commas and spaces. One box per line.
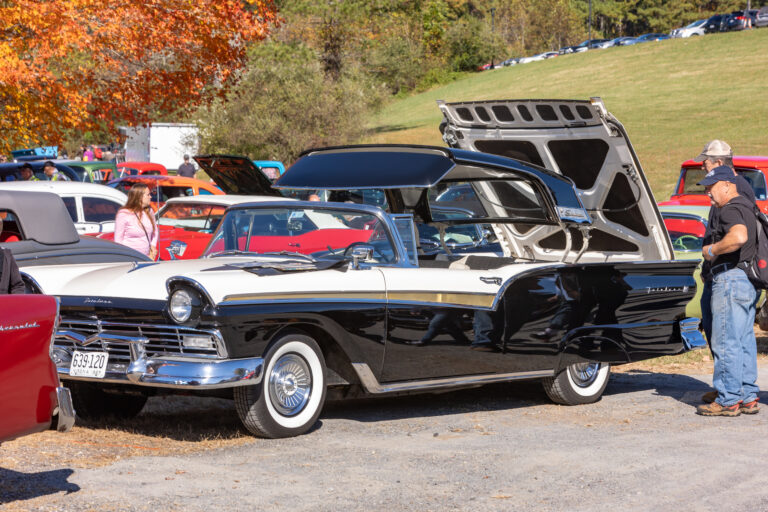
707, 261, 746, 279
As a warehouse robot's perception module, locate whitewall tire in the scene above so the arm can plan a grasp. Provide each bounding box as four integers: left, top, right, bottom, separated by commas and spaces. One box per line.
542, 362, 610, 405
234, 334, 326, 438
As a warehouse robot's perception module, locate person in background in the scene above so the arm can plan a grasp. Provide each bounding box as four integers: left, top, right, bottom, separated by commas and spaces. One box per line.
177, 154, 196, 178
308, 194, 321, 202
42, 161, 68, 181
0, 154, 7, 163
19, 163, 38, 181
114, 183, 158, 260
83, 145, 94, 161
0, 218, 25, 294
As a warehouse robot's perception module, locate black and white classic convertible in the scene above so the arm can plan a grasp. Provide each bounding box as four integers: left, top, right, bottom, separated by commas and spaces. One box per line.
22, 99, 705, 438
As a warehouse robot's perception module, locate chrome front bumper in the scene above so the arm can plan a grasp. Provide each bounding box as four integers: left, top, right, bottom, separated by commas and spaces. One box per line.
55, 329, 264, 390
680, 317, 706, 351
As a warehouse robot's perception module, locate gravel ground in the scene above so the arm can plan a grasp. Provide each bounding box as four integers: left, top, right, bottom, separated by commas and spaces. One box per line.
3, 364, 768, 512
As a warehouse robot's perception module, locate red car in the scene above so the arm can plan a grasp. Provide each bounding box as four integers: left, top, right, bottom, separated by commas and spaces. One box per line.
660, 156, 768, 212
116, 161, 169, 177
1, 295, 75, 443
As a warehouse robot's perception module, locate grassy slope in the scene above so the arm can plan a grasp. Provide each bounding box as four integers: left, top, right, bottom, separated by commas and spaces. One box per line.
364, 29, 768, 200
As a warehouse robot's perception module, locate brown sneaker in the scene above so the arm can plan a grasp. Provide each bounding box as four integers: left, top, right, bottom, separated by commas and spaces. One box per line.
740, 399, 760, 415
702, 391, 718, 403
696, 402, 741, 416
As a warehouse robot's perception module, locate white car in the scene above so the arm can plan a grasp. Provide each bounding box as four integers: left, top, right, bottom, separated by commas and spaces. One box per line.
0, 181, 127, 235
670, 19, 706, 38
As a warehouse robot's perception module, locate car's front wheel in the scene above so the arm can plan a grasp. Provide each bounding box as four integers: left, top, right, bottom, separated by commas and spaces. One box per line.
234, 333, 326, 438
542, 362, 610, 405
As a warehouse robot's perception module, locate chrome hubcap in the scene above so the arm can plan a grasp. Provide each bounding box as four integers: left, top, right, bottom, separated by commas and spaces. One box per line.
268, 353, 312, 416
569, 362, 601, 387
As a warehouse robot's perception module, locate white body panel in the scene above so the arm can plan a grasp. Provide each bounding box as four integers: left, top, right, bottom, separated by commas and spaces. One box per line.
123, 123, 199, 171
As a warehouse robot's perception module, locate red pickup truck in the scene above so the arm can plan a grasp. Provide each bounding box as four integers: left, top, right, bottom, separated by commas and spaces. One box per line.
1, 295, 75, 443
660, 156, 768, 211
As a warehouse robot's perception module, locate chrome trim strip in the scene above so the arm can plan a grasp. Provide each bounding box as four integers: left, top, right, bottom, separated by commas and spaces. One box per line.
60, 356, 264, 390
165, 276, 215, 306
20, 272, 44, 294
54, 386, 76, 432
351, 363, 553, 394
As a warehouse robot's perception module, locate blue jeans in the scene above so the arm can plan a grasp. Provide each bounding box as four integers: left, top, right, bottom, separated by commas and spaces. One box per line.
709, 268, 759, 406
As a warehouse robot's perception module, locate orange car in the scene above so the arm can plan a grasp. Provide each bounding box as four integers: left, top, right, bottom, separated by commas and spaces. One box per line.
108, 175, 223, 209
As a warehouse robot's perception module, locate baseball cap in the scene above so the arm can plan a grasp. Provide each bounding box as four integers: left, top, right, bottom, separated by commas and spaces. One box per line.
697, 165, 738, 187
692, 139, 732, 162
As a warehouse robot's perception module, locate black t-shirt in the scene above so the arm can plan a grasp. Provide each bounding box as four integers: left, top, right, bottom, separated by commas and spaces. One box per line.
709, 195, 756, 268
702, 174, 756, 273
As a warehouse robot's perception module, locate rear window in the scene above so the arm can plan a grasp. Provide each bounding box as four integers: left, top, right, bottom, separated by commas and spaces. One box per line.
83, 197, 122, 223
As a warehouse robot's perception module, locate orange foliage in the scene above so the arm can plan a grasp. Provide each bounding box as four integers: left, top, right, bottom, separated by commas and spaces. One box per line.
0, 0, 277, 153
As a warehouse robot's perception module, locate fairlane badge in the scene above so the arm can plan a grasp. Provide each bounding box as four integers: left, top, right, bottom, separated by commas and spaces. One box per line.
0, 321, 39, 332
84, 298, 113, 305
646, 286, 688, 294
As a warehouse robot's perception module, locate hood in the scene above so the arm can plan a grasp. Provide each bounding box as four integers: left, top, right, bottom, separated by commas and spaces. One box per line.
194, 154, 282, 196
438, 97, 672, 262
21, 258, 366, 305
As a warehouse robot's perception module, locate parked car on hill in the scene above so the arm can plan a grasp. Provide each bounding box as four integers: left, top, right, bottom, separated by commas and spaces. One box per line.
726, 10, 758, 31
659, 156, 768, 212
108, 175, 223, 209
0, 190, 148, 267
0, 181, 127, 235
0, 294, 75, 444
0, 161, 78, 182
573, 39, 610, 52
756, 6, 768, 27
625, 33, 670, 44
670, 19, 707, 37
703, 13, 730, 33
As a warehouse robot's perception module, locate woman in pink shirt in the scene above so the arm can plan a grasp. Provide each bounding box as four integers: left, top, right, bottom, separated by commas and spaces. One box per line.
114, 184, 158, 260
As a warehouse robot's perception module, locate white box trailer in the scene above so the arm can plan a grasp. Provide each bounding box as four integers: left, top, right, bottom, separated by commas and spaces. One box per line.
121, 123, 199, 171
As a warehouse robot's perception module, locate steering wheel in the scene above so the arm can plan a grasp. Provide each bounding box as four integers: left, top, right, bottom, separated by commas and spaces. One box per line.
343, 241, 382, 260
673, 235, 701, 251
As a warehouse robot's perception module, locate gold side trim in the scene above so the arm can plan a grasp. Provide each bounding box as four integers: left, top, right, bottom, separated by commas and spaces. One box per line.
222, 291, 387, 303
388, 291, 495, 308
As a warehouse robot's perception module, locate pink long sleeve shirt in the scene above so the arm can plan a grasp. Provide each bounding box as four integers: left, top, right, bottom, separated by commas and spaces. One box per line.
114, 209, 158, 257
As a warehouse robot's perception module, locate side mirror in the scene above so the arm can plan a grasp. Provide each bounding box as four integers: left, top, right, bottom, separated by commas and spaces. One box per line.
348, 244, 374, 269
166, 240, 188, 260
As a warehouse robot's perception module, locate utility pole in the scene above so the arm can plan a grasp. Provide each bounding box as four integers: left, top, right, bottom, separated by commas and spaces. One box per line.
490, 7, 496, 68
588, 0, 592, 41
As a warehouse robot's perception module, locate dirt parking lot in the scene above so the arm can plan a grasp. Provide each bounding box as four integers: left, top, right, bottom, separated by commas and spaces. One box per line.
4, 348, 768, 512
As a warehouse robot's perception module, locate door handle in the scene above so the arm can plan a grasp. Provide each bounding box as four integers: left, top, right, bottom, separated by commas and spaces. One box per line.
479, 276, 502, 286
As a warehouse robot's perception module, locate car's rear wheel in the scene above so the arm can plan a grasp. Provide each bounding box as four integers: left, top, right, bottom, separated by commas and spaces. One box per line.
542, 362, 610, 405
234, 333, 326, 438
67, 381, 148, 419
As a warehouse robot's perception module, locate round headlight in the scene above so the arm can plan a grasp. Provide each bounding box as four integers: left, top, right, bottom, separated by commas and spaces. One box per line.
169, 289, 193, 323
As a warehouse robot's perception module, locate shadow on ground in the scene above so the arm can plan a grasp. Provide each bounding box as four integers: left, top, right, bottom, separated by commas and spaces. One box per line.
0, 468, 79, 504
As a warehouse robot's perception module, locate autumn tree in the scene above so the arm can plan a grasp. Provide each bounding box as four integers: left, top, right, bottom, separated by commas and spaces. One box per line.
0, 0, 277, 154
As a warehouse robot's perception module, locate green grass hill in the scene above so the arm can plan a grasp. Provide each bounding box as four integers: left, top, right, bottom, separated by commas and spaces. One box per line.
363, 29, 768, 200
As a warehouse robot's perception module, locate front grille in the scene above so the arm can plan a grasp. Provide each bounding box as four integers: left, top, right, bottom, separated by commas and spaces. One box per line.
55, 319, 222, 363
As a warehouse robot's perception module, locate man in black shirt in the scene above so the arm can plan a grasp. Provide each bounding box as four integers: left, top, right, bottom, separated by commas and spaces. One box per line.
697, 140, 756, 376
696, 165, 759, 416
177, 154, 196, 178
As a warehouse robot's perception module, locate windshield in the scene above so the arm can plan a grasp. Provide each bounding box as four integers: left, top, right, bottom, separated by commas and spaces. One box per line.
679, 167, 767, 200
688, 20, 705, 28
203, 206, 397, 263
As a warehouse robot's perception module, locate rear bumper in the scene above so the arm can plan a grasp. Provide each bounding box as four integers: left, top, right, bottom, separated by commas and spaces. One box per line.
55, 386, 76, 432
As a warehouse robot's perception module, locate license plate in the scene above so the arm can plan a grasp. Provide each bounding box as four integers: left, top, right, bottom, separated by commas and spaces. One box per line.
69, 351, 109, 378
